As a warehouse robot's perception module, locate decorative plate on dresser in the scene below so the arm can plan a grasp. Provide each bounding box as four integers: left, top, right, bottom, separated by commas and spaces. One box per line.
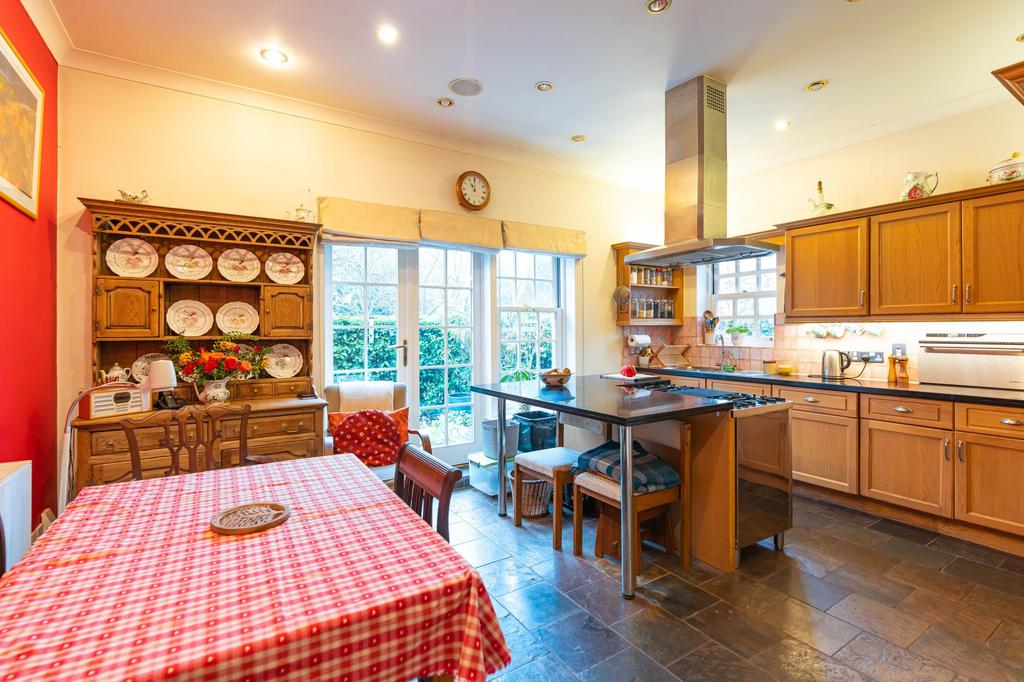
217, 248, 261, 282
266, 343, 303, 378
165, 245, 213, 280
215, 301, 260, 334
130, 353, 170, 381
265, 252, 305, 284
105, 238, 158, 277
166, 300, 214, 336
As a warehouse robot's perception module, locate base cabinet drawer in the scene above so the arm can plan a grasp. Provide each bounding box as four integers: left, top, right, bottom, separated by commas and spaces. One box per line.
775, 386, 857, 416
790, 411, 859, 493
708, 379, 771, 396
861, 394, 953, 429
860, 420, 953, 517
954, 432, 1024, 535
668, 376, 705, 389
955, 403, 1024, 439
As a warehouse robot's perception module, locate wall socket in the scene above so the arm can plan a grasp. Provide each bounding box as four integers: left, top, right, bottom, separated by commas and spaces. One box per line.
891, 342, 907, 357
847, 350, 885, 363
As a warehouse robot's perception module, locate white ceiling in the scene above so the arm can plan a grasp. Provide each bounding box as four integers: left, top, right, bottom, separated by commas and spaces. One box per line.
48, 0, 1024, 185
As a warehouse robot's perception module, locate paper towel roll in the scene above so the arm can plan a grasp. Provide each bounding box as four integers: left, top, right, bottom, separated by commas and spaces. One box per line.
627, 334, 651, 348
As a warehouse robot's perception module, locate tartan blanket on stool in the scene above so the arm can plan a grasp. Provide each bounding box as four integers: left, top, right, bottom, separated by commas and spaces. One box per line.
574, 440, 680, 493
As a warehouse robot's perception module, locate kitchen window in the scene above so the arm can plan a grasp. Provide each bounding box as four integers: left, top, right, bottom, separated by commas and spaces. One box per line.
497, 251, 564, 378
710, 254, 777, 340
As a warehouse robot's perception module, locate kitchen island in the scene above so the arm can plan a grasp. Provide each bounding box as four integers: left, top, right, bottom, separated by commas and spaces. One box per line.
471, 375, 737, 598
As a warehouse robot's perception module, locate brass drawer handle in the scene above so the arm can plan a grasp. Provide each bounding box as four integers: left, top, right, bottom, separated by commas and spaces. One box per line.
892, 405, 913, 414
803, 396, 820, 403
1000, 418, 1023, 426
282, 422, 304, 434
943, 438, 950, 462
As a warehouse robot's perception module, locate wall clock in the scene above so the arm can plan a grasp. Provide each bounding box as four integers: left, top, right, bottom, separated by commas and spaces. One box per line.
456, 171, 491, 211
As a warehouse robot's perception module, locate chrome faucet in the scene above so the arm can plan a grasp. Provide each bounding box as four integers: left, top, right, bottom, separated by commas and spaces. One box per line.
715, 334, 736, 371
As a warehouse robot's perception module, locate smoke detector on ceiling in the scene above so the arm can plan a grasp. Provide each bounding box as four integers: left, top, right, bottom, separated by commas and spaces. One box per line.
449, 78, 484, 97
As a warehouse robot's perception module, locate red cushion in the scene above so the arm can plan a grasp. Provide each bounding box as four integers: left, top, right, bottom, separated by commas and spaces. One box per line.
332, 410, 402, 467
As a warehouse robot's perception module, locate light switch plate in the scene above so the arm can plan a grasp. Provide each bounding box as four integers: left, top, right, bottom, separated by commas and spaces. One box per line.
891, 342, 907, 357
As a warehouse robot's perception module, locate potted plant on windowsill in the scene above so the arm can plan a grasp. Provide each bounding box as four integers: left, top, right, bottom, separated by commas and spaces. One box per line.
724, 321, 753, 346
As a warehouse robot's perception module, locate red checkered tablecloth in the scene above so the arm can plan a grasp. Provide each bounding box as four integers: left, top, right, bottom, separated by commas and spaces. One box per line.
0, 454, 510, 681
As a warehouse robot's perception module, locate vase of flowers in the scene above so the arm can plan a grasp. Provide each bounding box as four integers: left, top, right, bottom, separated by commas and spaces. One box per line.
166, 334, 270, 404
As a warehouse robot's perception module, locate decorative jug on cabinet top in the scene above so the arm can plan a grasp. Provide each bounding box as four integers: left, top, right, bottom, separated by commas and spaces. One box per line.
900, 171, 939, 201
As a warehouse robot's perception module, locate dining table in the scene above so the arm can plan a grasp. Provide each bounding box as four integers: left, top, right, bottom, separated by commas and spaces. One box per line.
0, 454, 510, 681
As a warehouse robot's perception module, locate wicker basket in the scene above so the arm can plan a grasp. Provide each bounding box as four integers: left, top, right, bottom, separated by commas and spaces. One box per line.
507, 471, 553, 517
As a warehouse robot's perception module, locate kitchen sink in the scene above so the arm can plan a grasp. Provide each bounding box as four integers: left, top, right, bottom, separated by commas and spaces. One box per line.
683, 367, 764, 375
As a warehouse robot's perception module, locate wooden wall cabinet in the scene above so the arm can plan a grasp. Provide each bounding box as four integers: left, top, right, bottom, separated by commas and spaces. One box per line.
962, 189, 1024, 314
954, 431, 1024, 535
869, 202, 961, 315
859, 419, 953, 517
94, 278, 161, 338
263, 286, 313, 337
784, 219, 868, 317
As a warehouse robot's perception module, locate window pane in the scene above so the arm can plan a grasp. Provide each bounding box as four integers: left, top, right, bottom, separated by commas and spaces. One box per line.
738, 258, 757, 272
333, 328, 366, 371
367, 326, 397, 368
515, 252, 534, 278
419, 407, 446, 447
498, 251, 515, 278
760, 273, 777, 291
419, 247, 445, 285
519, 343, 538, 371
516, 280, 535, 305
535, 255, 553, 280
332, 245, 364, 282
419, 368, 445, 407
334, 370, 367, 383
498, 278, 516, 306
446, 328, 472, 365
759, 253, 777, 270
736, 298, 755, 316
500, 343, 518, 372
520, 312, 538, 341
366, 247, 397, 283
717, 277, 736, 294
447, 405, 472, 445
538, 312, 555, 340
332, 284, 364, 323
715, 299, 733, 316
419, 327, 444, 366
447, 250, 472, 288
500, 311, 518, 340
759, 318, 776, 338
717, 261, 735, 275
758, 297, 777, 315
447, 289, 472, 325
538, 341, 553, 370
419, 287, 444, 325
738, 275, 758, 292
535, 281, 555, 307
369, 369, 397, 383
447, 367, 472, 404
366, 285, 397, 323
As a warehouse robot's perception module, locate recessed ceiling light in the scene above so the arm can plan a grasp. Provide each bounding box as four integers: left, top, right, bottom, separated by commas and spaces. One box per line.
646, 0, 672, 13
436, 97, 455, 108
377, 25, 399, 45
774, 119, 790, 131
449, 77, 484, 97
570, 134, 587, 143
1017, 32, 1024, 42
258, 48, 289, 66
535, 81, 554, 93
804, 79, 829, 92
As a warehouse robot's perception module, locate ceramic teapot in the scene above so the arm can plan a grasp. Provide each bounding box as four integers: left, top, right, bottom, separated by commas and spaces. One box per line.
286, 204, 316, 222
900, 171, 938, 201
987, 152, 1024, 185
99, 362, 132, 384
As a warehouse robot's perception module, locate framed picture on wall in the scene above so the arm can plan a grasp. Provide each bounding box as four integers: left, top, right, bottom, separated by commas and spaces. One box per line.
0, 27, 44, 219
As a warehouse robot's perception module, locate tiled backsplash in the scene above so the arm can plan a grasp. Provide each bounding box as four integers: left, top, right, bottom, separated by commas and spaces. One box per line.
624, 319, 1024, 383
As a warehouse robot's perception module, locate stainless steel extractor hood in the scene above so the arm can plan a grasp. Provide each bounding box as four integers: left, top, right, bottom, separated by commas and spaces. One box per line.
625, 75, 779, 268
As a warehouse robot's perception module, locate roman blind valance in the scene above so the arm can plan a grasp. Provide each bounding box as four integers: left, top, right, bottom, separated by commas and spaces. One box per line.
419, 209, 504, 251
318, 196, 420, 245
502, 220, 587, 257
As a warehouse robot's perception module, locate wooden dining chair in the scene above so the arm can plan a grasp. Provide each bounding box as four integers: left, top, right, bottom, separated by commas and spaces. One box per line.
393, 443, 462, 542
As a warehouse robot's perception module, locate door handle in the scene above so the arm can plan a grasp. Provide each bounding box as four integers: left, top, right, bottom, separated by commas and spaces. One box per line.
892, 405, 913, 414
951, 284, 958, 304
956, 440, 965, 464
859, 291, 865, 308
391, 339, 409, 367
943, 439, 950, 462
803, 396, 820, 403
1000, 417, 1023, 426
965, 284, 972, 305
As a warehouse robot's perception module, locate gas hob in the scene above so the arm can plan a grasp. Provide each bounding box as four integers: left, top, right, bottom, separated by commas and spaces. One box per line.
651, 383, 791, 413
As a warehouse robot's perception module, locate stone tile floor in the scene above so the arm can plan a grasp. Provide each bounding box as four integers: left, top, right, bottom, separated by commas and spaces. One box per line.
447, 487, 1024, 681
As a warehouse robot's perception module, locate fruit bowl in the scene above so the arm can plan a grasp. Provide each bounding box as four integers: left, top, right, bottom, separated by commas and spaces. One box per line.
539, 369, 573, 388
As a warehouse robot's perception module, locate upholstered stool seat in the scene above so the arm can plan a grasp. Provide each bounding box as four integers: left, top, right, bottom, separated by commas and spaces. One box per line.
515, 447, 578, 477
574, 470, 625, 501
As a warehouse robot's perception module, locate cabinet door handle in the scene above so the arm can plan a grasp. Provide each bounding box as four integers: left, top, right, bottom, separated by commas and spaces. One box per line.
965, 284, 972, 305
282, 422, 304, 434
943, 439, 950, 462
892, 405, 913, 414
859, 291, 865, 308
957, 440, 965, 464
803, 396, 820, 403
1000, 417, 1023, 426
951, 284, 958, 304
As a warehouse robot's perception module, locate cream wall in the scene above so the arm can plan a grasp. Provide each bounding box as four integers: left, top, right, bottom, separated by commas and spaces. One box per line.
56, 68, 662, 440
728, 100, 1024, 234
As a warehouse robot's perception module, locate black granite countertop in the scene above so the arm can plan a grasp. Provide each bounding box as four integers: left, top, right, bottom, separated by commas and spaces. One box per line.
648, 367, 1024, 408
471, 375, 732, 426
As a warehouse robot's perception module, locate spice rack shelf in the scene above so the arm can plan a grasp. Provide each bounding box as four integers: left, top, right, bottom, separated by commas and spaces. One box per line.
612, 242, 685, 327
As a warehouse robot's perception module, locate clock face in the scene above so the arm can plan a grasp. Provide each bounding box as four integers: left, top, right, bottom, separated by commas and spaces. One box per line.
458, 172, 490, 210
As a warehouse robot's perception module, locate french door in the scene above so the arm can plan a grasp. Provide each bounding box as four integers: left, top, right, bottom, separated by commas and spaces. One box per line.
326, 244, 482, 463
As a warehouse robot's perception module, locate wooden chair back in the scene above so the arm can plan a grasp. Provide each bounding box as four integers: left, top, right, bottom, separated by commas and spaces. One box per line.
120, 404, 253, 480
393, 443, 462, 542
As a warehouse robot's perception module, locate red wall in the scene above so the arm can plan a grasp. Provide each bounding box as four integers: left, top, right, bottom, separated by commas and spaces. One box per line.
0, 0, 58, 521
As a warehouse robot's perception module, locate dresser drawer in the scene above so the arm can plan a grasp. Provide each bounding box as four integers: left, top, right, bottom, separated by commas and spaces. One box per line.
233, 382, 275, 400
89, 450, 199, 486
221, 436, 318, 467
861, 394, 953, 429
222, 413, 315, 440
91, 424, 198, 456
955, 402, 1024, 439
274, 378, 311, 396
707, 379, 771, 396
774, 386, 857, 416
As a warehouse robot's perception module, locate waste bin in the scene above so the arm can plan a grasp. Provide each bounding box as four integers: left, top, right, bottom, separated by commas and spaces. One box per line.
513, 411, 557, 452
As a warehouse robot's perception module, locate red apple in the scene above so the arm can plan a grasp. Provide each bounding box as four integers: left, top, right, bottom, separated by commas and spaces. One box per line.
620, 364, 637, 377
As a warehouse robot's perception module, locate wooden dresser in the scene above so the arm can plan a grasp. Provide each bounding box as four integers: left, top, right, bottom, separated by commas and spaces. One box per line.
72, 199, 327, 495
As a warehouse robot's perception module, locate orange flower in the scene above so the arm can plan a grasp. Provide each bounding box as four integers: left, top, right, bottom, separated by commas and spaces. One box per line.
240, 360, 252, 373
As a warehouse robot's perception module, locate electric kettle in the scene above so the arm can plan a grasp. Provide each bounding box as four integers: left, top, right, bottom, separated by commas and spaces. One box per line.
821, 350, 852, 381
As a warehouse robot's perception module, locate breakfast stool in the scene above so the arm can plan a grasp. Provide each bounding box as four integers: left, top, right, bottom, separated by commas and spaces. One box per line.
513, 412, 610, 551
